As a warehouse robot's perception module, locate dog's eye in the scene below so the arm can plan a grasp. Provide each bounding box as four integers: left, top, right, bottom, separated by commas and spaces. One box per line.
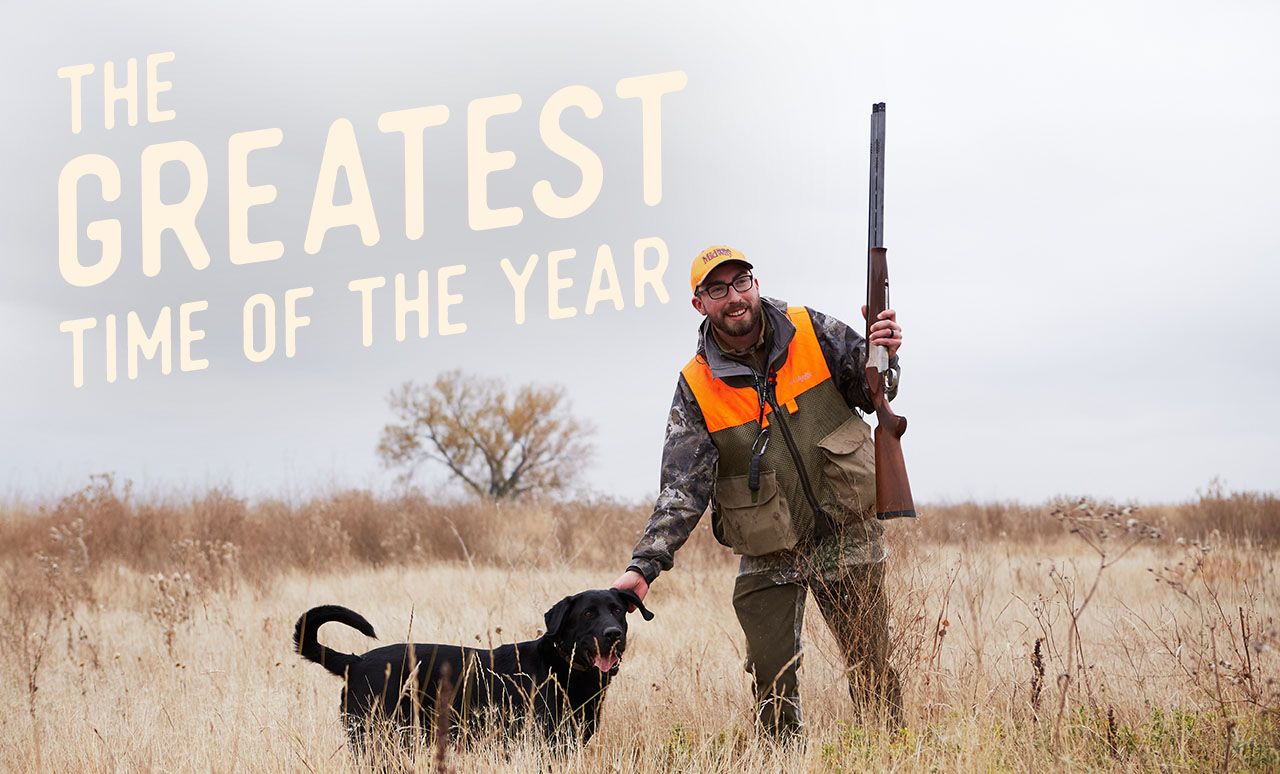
610, 606, 621, 615
583, 610, 594, 618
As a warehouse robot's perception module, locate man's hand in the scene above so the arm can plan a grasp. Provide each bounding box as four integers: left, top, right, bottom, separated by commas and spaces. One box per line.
611, 569, 649, 611
861, 306, 903, 358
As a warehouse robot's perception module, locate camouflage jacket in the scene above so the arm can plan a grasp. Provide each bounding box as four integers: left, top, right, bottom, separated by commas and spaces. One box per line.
627, 297, 899, 584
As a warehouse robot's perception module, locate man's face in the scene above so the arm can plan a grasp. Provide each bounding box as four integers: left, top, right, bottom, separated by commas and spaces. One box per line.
692, 261, 761, 342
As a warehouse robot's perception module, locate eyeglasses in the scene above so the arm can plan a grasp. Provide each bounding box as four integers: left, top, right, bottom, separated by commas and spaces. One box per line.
698, 273, 754, 300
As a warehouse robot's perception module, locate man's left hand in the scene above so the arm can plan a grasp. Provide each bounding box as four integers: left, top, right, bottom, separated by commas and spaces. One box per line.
861, 306, 903, 358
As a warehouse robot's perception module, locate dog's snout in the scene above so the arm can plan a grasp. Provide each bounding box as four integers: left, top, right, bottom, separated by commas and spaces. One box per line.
603, 626, 623, 643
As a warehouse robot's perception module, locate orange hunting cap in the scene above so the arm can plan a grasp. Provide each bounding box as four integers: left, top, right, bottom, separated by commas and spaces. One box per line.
690, 245, 753, 294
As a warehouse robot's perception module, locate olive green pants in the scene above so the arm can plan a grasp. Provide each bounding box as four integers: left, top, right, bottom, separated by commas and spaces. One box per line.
732, 561, 902, 736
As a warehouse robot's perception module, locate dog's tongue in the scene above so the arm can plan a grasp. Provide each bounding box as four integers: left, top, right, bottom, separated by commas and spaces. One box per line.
592, 653, 619, 672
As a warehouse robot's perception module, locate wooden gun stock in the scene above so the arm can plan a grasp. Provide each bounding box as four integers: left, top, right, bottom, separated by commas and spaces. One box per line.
866, 361, 915, 519
865, 247, 916, 519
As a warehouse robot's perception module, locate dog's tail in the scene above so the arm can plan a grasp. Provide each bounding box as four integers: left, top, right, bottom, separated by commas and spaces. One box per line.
294, 605, 376, 678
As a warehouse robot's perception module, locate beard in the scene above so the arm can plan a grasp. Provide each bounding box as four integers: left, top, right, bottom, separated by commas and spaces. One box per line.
708, 297, 761, 341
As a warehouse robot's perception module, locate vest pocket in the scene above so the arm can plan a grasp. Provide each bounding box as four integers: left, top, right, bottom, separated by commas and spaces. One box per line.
816, 414, 877, 523
713, 470, 797, 556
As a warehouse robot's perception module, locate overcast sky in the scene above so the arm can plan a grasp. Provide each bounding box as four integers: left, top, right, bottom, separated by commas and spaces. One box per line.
2, 0, 1276, 508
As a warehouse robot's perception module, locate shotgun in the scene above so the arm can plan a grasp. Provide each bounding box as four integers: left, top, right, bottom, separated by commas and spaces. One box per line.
865, 102, 916, 519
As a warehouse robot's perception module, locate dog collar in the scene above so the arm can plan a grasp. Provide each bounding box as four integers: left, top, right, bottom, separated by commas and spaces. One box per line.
554, 644, 593, 673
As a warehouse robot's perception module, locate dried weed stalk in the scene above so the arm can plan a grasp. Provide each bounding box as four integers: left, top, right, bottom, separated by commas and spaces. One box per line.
1049, 498, 1161, 748
1146, 537, 1280, 719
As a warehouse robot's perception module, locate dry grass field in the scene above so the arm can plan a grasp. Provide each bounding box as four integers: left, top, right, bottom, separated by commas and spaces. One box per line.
1, 475, 1277, 772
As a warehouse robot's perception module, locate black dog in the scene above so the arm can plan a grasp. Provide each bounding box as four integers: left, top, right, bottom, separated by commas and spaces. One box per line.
294, 589, 652, 751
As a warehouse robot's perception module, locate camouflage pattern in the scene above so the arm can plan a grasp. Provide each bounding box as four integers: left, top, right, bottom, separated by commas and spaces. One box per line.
809, 301, 899, 413
627, 297, 898, 585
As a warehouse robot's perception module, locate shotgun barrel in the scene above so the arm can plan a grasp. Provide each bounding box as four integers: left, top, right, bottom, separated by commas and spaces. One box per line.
864, 102, 916, 520
868, 105, 885, 246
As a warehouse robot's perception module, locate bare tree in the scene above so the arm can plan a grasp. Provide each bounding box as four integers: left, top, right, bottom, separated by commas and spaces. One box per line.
377, 370, 594, 499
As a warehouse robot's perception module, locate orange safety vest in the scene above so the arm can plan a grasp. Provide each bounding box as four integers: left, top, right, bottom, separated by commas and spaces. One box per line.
680, 306, 869, 555
681, 306, 833, 434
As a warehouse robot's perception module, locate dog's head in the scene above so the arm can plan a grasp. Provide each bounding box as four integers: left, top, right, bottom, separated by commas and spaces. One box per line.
543, 588, 654, 674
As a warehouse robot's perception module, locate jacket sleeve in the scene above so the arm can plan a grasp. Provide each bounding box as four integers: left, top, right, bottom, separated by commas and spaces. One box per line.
808, 306, 899, 414
626, 376, 718, 584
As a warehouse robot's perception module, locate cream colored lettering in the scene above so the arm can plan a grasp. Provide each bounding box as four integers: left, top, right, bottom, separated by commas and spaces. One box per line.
547, 248, 577, 320
500, 254, 539, 325
585, 244, 623, 315
467, 94, 523, 230
633, 236, 670, 307
105, 314, 118, 383
284, 287, 313, 357
59, 53, 176, 132
243, 293, 276, 363
438, 265, 467, 336
228, 128, 284, 265
145, 52, 176, 123
305, 118, 381, 254
511, 237, 669, 320
59, 317, 97, 388
103, 58, 138, 130
51, 73, 688, 293
141, 140, 211, 277
63, 303, 210, 386
348, 276, 387, 347
351, 269, 466, 344
615, 71, 687, 206
394, 271, 430, 341
127, 306, 173, 379
56, 64, 94, 134
533, 85, 604, 219
378, 106, 450, 240
179, 301, 209, 372
57, 154, 122, 287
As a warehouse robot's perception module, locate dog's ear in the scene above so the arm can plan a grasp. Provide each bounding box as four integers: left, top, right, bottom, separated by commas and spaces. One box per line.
543, 594, 577, 639
613, 588, 654, 621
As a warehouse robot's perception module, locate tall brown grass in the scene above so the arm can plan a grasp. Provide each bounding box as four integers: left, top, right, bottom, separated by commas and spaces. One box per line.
5, 474, 1275, 585
0, 475, 1276, 772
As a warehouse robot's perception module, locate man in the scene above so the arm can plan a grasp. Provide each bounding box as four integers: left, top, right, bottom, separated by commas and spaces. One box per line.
612, 244, 905, 737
